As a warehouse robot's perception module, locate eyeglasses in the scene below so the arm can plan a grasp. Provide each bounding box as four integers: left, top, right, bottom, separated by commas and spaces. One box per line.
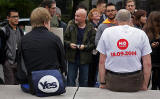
10, 16, 19, 18
106, 10, 116, 12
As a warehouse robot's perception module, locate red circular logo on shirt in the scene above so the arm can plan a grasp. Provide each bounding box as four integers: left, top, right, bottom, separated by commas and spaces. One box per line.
117, 39, 129, 50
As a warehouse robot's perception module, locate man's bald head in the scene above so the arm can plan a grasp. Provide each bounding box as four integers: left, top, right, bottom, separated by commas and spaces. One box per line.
76, 8, 87, 18
75, 8, 87, 25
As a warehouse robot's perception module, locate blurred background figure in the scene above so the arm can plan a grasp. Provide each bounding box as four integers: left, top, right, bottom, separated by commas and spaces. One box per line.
143, 11, 160, 90
133, 10, 147, 29
56, 7, 67, 32
96, 0, 107, 25
125, 0, 136, 15
40, 0, 59, 27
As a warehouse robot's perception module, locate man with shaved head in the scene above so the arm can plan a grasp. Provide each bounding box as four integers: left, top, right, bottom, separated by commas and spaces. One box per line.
64, 6, 96, 87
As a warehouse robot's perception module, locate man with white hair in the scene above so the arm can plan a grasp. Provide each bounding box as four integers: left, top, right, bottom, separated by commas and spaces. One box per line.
97, 9, 152, 92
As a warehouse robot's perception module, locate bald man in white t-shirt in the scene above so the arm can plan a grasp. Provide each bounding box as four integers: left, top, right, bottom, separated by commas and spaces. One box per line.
97, 9, 152, 92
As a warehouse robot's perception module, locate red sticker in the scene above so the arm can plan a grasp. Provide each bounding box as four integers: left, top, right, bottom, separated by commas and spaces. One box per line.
117, 39, 128, 50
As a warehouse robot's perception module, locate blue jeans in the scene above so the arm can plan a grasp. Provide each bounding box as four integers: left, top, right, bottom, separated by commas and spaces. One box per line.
67, 60, 89, 87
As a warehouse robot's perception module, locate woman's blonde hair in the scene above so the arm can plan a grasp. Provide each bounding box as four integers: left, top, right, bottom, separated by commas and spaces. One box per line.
88, 8, 100, 21
30, 7, 51, 28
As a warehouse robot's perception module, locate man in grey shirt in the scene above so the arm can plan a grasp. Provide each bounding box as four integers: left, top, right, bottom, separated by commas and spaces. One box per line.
95, 3, 117, 46
1, 8, 23, 84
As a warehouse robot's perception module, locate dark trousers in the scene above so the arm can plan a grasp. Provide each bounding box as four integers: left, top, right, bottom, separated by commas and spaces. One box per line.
3, 60, 18, 85
88, 53, 99, 87
0, 78, 4, 84
67, 60, 89, 87
105, 70, 144, 92
151, 66, 160, 90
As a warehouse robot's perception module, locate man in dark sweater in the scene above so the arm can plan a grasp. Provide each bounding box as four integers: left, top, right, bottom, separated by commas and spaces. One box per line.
17, 7, 67, 84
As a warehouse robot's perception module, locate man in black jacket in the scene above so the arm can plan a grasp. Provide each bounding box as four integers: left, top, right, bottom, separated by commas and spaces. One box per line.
17, 7, 67, 84
1, 8, 24, 85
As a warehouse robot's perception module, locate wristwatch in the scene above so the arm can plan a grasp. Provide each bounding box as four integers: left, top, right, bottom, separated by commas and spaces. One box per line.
100, 82, 106, 85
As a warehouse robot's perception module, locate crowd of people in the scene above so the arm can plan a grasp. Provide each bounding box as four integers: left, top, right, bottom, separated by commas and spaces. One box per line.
0, 0, 160, 93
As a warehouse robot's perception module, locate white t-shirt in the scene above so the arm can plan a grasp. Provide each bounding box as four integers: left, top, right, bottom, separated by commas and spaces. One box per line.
97, 25, 152, 73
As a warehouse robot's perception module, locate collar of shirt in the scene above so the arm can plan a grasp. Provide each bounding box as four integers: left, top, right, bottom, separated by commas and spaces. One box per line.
103, 18, 112, 24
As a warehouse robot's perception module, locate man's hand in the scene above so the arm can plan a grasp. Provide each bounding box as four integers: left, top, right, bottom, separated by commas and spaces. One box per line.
151, 42, 159, 48
99, 84, 107, 89
70, 43, 77, 49
79, 44, 85, 50
140, 84, 148, 91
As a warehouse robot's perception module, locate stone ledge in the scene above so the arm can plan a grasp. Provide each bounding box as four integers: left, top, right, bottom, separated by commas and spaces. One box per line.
0, 85, 159, 99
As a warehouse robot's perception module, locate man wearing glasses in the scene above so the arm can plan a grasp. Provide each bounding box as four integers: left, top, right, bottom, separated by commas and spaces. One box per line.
95, 3, 117, 46
0, 8, 24, 84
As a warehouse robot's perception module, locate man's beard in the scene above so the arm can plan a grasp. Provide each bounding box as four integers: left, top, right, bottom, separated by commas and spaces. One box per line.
108, 16, 115, 20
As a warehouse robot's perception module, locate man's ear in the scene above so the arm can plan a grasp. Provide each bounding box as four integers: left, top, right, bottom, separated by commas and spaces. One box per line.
44, 21, 48, 26
114, 19, 118, 25
44, 21, 50, 30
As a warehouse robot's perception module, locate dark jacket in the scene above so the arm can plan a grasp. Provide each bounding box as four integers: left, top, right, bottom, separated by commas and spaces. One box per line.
0, 24, 24, 64
64, 20, 96, 64
17, 27, 67, 83
151, 38, 160, 66
0, 29, 6, 64
58, 20, 67, 32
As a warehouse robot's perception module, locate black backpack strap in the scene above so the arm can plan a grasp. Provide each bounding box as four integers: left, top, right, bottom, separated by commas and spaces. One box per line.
1, 25, 10, 40
0, 26, 9, 64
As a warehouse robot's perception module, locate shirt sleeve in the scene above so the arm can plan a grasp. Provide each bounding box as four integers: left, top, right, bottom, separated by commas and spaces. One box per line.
95, 24, 103, 46
96, 33, 107, 55
141, 32, 152, 56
